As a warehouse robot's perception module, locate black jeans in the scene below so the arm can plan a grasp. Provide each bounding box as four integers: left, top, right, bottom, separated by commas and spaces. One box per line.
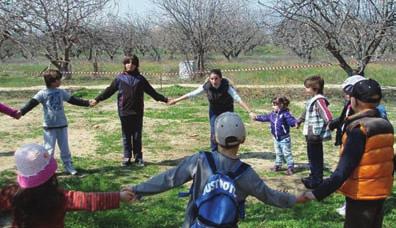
345, 197, 385, 228
120, 114, 143, 160
306, 140, 323, 184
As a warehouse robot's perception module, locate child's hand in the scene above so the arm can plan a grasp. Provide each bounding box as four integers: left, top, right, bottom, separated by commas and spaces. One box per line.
120, 188, 135, 203
14, 111, 22, 119
89, 99, 97, 107
296, 191, 315, 204
249, 112, 256, 120
167, 99, 176, 106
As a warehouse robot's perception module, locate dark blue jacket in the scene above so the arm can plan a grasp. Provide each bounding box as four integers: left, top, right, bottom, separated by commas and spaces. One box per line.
95, 71, 168, 116
255, 109, 297, 141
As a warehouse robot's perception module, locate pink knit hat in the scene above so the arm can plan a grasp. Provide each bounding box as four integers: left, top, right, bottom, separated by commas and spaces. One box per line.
15, 144, 57, 188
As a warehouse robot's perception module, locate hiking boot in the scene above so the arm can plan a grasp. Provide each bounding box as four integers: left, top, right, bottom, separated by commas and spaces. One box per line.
270, 165, 281, 172
135, 159, 145, 167
122, 158, 132, 167
64, 163, 78, 175
286, 167, 294, 175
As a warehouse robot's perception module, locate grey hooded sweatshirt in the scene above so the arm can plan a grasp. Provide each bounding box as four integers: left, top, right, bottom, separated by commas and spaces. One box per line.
132, 151, 296, 227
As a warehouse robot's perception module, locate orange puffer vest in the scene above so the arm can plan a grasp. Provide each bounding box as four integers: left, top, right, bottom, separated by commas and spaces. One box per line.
338, 110, 394, 200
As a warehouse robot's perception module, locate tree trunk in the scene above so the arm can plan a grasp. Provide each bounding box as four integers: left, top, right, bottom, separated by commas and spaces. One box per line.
325, 42, 354, 76
196, 50, 205, 78
60, 61, 72, 80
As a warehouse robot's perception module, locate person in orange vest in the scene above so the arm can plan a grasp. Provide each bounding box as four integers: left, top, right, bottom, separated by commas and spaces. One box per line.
301, 79, 394, 228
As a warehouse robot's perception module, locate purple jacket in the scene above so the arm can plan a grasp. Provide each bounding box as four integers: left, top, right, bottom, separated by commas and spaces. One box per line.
255, 109, 297, 141
0, 102, 18, 119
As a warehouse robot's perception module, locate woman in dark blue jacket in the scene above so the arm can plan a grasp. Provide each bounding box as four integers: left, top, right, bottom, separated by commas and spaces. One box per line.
93, 55, 168, 166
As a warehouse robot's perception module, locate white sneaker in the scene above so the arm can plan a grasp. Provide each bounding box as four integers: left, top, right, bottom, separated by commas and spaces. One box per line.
336, 203, 346, 217
64, 163, 78, 175
136, 159, 145, 167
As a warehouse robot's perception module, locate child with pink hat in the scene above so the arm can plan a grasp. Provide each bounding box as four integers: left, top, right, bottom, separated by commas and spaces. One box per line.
0, 102, 21, 119
0, 143, 135, 228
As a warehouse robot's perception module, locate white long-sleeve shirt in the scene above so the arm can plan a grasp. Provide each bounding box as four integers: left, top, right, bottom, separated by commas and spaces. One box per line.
185, 84, 242, 102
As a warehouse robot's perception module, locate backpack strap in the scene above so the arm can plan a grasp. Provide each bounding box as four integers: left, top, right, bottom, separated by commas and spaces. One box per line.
202, 151, 217, 173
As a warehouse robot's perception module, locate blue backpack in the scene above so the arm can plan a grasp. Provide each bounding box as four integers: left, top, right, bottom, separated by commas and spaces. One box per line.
191, 152, 249, 228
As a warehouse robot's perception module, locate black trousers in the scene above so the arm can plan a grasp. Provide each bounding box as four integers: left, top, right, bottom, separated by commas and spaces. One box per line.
345, 197, 385, 228
120, 114, 143, 160
306, 140, 324, 184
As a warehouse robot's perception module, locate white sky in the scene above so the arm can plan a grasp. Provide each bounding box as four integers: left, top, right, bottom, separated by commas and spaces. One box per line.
110, 0, 263, 16
111, 0, 155, 16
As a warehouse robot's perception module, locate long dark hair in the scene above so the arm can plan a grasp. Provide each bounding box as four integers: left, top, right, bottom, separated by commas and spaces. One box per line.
12, 175, 65, 227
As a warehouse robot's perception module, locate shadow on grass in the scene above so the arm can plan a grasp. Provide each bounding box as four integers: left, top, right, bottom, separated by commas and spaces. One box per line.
0, 151, 14, 157
240, 151, 275, 160
149, 156, 189, 167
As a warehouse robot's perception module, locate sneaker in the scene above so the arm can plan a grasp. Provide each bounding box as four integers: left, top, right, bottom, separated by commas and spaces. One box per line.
122, 158, 132, 167
336, 203, 346, 217
64, 163, 78, 175
286, 167, 294, 175
270, 165, 281, 172
135, 159, 145, 167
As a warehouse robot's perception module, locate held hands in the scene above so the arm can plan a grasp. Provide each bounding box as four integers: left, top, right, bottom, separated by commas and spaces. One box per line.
89, 99, 98, 107
167, 99, 177, 106
14, 110, 22, 119
249, 112, 256, 121
120, 188, 136, 203
296, 191, 316, 204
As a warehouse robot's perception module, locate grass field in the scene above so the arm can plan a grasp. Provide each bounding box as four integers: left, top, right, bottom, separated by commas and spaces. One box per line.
0, 82, 395, 227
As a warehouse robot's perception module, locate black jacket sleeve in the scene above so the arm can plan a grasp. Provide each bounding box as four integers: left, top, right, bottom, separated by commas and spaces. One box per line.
312, 127, 366, 201
20, 98, 39, 115
67, 96, 90, 107
142, 77, 168, 102
95, 79, 118, 102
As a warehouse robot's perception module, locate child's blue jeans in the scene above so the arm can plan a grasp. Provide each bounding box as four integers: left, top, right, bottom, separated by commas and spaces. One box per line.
273, 137, 294, 167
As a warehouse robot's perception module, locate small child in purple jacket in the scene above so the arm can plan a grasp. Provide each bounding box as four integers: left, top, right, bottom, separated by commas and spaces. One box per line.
251, 96, 297, 175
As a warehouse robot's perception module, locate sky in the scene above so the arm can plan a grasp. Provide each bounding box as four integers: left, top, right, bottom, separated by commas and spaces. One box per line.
110, 0, 263, 16
111, 0, 155, 16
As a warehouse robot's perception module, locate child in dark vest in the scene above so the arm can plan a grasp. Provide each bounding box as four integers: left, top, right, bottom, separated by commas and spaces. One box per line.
168, 69, 254, 152
127, 112, 306, 227
0, 144, 135, 228
301, 79, 394, 228
251, 96, 297, 175
297, 75, 333, 189
328, 75, 388, 216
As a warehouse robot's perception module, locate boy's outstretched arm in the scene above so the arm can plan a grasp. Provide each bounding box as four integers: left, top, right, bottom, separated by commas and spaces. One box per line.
20, 98, 39, 116
67, 96, 90, 107
240, 168, 296, 208
129, 154, 199, 198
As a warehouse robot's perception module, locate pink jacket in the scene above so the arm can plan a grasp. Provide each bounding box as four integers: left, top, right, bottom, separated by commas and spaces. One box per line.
0, 102, 18, 118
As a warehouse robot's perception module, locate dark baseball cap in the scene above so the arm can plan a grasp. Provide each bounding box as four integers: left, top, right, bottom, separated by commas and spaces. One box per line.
351, 79, 382, 103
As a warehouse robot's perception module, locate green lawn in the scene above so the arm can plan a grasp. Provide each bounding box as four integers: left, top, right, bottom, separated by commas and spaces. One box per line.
0, 84, 395, 227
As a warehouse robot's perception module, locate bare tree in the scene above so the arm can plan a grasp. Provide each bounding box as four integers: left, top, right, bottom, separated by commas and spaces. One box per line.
273, 19, 320, 63
152, 0, 225, 73
214, 1, 266, 60
0, 1, 32, 59
10, 0, 112, 79
264, 0, 396, 76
